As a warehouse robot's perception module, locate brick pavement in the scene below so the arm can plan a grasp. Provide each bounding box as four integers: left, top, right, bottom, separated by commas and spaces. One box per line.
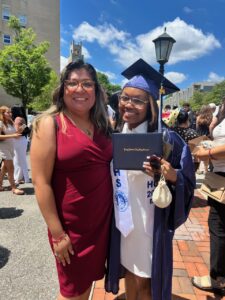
90, 188, 225, 300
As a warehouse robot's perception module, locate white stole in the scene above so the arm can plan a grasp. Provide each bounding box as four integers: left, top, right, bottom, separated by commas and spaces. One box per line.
111, 122, 155, 237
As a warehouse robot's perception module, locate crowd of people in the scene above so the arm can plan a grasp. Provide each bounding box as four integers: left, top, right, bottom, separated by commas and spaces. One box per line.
0, 106, 31, 194
1, 59, 225, 300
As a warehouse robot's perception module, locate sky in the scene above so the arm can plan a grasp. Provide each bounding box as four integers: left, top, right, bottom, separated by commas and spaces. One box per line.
60, 0, 225, 90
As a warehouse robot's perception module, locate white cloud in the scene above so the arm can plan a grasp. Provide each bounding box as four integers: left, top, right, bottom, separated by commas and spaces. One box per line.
82, 46, 91, 60
60, 37, 67, 46
60, 56, 68, 71
103, 71, 116, 81
183, 6, 193, 14
73, 22, 128, 46
96, 68, 117, 81
164, 72, 187, 84
207, 72, 225, 83
73, 18, 221, 68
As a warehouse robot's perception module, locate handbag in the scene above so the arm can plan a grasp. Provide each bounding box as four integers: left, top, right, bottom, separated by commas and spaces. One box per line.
200, 172, 225, 204
152, 174, 172, 208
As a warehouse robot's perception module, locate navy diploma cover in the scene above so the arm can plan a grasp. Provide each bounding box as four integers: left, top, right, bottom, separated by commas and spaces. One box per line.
112, 132, 163, 170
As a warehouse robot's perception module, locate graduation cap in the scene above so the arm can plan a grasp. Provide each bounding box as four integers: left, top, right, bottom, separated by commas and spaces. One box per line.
121, 58, 179, 99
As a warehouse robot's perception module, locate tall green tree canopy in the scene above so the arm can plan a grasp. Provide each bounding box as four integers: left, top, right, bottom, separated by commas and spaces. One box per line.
0, 16, 51, 108
28, 70, 59, 111
97, 72, 121, 96
189, 80, 225, 111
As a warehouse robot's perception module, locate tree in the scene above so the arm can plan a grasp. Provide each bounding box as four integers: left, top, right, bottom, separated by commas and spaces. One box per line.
28, 70, 59, 111
97, 72, 121, 96
0, 16, 51, 108
204, 80, 225, 105
188, 81, 225, 111
189, 91, 206, 111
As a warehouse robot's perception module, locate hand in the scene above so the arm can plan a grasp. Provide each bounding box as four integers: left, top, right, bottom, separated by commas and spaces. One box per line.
13, 133, 22, 138
160, 158, 177, 184
53, 234, 74, 267
193, 146, 209, 161
143, 157, 177, 184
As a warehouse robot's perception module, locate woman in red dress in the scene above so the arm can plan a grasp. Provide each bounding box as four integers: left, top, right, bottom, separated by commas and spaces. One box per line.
30, 60, 113, 300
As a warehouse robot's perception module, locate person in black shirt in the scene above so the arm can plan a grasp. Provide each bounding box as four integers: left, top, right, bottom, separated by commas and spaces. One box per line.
173, 109, 199, 143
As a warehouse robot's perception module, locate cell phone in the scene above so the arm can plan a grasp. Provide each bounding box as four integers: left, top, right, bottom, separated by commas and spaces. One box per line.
149, 155, 161, 171
148, 155, 162, 186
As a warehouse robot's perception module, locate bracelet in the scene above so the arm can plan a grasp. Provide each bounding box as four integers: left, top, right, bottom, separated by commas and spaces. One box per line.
52, 232, 67, 245
209, 148, 217, 160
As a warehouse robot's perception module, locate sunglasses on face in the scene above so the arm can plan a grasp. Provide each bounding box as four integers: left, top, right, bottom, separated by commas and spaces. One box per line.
119, 95, 148, 107
64, 80, 95, 91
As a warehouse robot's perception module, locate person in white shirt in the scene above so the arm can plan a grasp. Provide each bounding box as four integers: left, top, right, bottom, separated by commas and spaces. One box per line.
192, 96, 225, 296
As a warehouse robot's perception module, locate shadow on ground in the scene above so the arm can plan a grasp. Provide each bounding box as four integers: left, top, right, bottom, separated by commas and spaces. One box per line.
0, 245, 11, 269
23, 187, 35, 195
192, 195, 208, 208
0, 207, 24, 219
111, 293, 223, 300
173, 295, 222, 299
196, 178, 204, 188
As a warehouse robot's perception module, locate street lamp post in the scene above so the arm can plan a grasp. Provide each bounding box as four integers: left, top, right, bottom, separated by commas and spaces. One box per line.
153, 28, 176, 132
153, 27, 176, 76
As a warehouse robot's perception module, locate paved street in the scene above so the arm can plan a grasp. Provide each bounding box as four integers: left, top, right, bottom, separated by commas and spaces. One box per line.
0, 170, 58, 299
0, 167, 224, 300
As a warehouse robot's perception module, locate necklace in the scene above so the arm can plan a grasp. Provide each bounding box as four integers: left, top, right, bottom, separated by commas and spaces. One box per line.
65, 113, 93, 137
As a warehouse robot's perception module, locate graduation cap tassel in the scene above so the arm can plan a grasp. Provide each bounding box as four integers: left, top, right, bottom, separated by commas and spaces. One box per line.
158, 83, 165, 133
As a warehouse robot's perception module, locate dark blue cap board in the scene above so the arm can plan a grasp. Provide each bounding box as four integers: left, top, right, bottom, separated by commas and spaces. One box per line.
121, 58, 179, 97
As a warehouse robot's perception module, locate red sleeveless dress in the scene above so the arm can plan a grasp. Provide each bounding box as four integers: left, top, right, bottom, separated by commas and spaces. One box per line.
50, 115, 113, 297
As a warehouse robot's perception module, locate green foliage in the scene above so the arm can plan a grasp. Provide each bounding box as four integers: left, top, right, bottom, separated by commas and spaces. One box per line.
189, 91, 205, 111
28, 71, 59, 111
97, 72, 121, 96
204, 80, 225, 105
189, 80, 225, 111
0, 16, 51, 108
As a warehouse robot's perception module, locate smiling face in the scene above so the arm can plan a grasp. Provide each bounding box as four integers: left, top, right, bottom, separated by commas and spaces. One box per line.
63, 68, 96, 116
119, 87, 150, 129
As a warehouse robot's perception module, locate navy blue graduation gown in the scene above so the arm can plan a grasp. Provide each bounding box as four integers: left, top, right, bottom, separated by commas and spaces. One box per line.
105, 130, 196, 300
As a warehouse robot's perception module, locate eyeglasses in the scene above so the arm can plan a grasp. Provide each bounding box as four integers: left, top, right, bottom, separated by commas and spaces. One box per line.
119, 95, 148, 107
64, 80, 95, 90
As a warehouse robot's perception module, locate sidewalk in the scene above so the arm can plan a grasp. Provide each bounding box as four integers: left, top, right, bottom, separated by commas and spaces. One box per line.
90, 178, 225, 300
1, 167, 224, 299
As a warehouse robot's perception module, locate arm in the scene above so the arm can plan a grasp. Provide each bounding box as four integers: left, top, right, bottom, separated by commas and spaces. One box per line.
0, 123, 21, 140
193, 144, 225, 161
0, 133, 22, 140
30, 116, 74, 265
209, 116, 218, 137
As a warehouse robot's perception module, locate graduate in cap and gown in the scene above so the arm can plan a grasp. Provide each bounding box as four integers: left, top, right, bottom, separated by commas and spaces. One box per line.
105, 59, 196, 300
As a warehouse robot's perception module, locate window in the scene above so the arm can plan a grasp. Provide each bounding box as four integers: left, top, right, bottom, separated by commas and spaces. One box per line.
3, 34, 11, 44
19, 15, 27, 27
2, 6, 10, 21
